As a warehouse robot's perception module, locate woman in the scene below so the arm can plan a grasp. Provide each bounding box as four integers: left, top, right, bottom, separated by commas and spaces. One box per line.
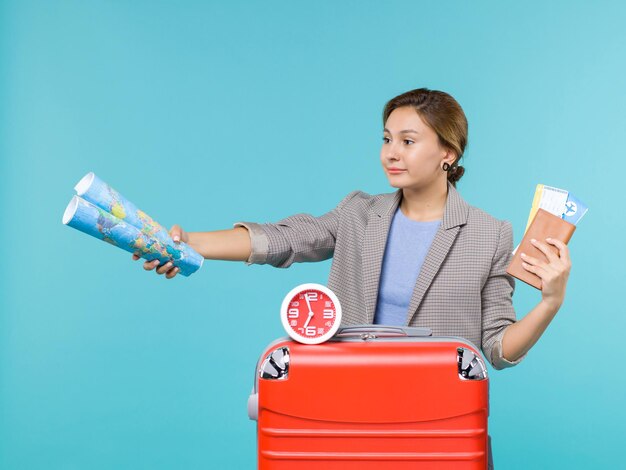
133, 88, 571, 371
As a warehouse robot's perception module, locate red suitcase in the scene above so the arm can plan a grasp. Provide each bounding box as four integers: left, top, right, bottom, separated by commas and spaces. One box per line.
248, 326, 491, 469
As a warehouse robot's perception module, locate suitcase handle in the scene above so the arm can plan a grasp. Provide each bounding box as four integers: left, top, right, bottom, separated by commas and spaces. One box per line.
333, 325, 433, 339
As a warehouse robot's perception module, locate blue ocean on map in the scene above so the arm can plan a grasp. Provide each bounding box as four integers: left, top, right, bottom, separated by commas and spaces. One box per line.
63, 173, 203, 276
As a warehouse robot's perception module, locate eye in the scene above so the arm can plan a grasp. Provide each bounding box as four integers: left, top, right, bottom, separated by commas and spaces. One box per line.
382, 136, 390, 144
403, 139, 414, 145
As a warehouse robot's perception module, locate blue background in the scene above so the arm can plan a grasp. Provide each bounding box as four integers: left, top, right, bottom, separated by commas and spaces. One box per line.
1, 1, 624, 468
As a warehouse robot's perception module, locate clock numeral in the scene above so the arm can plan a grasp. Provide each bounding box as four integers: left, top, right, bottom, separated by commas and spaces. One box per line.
290, 320, 297, 327
325, 301, 332, 307
288, 308, 299, 319
305, 292, 318, 301
323, 309, 334, 319
317, 327, 325, 335
305, 326, 316, 336
291, 301, 300, 307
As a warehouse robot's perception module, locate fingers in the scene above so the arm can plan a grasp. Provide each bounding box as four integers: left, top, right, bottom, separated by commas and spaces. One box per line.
529, 238, 559, 264
142, 259, 158, 271
546, 237, 571, 266
155, 261, 180, 279
136, 257, 180, 279
165, 266, 180, 279
521, 236, 573, 281
520, 255, 549, 279
132, 253, 140, 261
156, 261, 173, 275
170, 224, 183, 243
520, 251, 551, 273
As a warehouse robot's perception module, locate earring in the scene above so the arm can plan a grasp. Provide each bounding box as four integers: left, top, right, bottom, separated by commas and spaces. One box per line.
442, 162, 450, 171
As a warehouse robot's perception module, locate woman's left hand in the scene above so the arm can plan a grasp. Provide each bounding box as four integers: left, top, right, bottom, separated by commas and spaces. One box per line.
520, 238, 572, 311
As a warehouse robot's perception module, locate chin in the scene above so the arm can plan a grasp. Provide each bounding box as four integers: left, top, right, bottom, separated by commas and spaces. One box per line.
386, 180, 404, 189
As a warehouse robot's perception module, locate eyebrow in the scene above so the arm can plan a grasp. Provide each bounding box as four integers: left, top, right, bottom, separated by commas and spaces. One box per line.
383, 128, 419, 135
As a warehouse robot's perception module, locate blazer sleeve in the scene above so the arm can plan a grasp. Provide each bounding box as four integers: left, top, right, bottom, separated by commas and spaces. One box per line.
232, 190, 361, 268
481, 220, 528, 370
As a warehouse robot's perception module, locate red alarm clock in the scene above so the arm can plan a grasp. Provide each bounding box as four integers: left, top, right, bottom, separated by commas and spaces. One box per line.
280, 283, 342, 344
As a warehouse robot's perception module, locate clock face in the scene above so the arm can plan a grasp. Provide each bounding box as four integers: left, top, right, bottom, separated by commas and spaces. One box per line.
280, 283, 342, 345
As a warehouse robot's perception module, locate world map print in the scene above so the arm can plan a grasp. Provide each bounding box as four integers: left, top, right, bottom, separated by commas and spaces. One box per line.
63, 172, 203, 276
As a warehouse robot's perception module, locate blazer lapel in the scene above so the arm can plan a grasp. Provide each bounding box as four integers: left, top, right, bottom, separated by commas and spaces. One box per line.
362, 189, 402, 324
405, 182, 469, 325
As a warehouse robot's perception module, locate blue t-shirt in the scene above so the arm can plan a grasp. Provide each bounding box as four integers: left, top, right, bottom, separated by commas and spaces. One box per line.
373, 207, 441, 326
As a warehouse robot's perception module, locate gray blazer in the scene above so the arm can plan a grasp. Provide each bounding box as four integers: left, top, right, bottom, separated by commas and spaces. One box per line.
234, 182, 525, 370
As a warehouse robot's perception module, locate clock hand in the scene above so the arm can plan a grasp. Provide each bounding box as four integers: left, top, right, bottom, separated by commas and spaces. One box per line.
303, 311, 314, 329
304, 293, 313, 315
302, 293, 315, 329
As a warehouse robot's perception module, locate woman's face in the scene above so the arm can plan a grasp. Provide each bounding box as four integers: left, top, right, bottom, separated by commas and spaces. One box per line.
380, 106, 453, 190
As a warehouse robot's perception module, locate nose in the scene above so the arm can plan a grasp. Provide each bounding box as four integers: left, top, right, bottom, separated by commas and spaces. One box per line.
384, 142, 401, 162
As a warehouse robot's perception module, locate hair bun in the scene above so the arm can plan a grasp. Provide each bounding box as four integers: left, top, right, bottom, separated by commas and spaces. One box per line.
448, 164, 465, 183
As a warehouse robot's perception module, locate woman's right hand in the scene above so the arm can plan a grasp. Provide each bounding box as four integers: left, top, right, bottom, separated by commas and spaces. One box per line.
132, 224, 189, 279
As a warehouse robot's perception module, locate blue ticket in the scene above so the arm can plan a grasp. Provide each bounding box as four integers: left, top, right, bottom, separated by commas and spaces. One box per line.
561, 192, 588, 225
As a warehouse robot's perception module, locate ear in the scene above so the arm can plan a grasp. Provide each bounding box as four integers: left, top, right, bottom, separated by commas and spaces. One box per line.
441, 148, 457, 166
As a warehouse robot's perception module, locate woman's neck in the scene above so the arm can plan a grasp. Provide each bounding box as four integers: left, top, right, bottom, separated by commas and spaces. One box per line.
400, 181, 448, 222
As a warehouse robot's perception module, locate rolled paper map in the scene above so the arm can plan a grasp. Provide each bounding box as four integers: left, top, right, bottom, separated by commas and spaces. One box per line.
73, 171, 203, 275
62, 196, 203, 277
75, 172, 175, 246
